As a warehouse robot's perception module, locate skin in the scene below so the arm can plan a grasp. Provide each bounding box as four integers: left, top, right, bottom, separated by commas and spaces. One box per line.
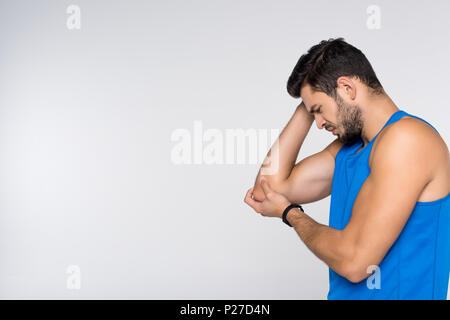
244, 76, 450, 283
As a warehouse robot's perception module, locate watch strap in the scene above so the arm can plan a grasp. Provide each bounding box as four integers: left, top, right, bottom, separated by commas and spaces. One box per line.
282, 203, 303, 227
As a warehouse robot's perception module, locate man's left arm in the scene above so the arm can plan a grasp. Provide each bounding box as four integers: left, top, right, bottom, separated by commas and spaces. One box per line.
286, 122, 434, 283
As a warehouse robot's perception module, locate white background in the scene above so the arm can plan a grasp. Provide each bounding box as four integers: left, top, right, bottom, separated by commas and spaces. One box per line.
0, 0, 449, 299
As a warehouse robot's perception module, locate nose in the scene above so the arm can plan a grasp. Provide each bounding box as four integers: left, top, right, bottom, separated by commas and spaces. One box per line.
315, 115, 327, 130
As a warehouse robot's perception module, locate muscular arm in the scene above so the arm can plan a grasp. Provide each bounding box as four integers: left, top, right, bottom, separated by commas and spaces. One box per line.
252, 102, 342, 204
252, 102, 313, 202
284, 121, 435, 282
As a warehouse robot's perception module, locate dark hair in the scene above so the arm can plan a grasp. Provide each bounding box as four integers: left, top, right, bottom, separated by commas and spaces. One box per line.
287, 38, 383, 99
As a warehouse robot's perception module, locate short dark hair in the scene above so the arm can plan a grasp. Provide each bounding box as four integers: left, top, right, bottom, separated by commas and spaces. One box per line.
287, 38, 383, 99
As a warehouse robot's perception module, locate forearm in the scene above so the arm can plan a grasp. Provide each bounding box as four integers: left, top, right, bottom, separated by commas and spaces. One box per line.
286, 208, 357, 281
253, 103, 314, 198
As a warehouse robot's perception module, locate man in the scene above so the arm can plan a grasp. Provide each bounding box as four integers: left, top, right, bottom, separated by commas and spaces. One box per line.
244, 38, 450, 299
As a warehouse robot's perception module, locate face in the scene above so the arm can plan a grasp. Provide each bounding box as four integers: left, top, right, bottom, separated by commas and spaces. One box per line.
300, 84, 363, 144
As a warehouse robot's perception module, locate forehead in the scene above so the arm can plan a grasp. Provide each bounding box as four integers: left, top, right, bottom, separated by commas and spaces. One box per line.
300, 84, 323, 112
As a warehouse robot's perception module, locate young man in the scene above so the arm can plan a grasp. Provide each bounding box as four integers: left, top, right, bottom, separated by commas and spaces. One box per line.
244, 38, 450, 299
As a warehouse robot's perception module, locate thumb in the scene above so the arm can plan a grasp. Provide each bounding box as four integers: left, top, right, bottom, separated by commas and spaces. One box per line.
260, 178, 272, 195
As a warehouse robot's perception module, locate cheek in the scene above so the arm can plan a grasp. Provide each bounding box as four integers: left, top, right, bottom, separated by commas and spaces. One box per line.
334, 111, 341, 126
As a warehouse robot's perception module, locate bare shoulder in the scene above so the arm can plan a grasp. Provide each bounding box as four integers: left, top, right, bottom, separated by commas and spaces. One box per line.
324, 138, 345, 159
371, 116, 448, 174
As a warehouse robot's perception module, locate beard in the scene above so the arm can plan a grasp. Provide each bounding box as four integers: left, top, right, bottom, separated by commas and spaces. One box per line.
334, 93, 364, 145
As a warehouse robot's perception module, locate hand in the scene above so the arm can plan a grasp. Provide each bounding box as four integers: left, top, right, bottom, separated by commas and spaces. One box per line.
244, 178, 291, 219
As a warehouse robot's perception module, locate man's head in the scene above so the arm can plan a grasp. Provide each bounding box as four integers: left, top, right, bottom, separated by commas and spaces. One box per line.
287, 38, 384, 144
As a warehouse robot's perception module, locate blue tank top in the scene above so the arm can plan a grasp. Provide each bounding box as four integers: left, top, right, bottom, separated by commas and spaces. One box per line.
328, 110, 450, 300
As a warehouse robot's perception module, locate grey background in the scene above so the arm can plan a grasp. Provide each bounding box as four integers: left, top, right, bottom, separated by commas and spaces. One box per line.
0, 0, 449, 299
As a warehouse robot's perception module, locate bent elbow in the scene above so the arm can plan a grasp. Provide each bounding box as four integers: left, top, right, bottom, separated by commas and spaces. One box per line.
252, 177, 285, 202
340, 261, 371, 284
345, 271, 367, 284
334, 237, 377, 284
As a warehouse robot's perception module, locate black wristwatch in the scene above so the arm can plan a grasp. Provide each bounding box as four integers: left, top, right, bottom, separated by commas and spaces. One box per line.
282, 203, 304, 227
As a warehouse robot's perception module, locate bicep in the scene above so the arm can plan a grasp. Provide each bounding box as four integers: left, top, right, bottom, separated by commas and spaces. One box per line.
342, 125, 433, 277
281, 138, 343, 204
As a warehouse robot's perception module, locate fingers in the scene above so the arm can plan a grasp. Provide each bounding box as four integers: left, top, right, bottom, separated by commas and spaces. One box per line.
244, 187, 263, 214
244, 187, 253, 201
244, 188, 256, 207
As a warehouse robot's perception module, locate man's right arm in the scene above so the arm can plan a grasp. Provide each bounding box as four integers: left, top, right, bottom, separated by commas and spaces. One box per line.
252, 103, 343, 205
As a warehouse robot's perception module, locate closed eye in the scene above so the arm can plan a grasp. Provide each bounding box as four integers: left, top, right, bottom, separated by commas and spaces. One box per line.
311, 104, 322, 114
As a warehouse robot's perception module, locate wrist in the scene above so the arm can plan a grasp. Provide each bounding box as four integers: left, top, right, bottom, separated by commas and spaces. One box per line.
281, 203, 304, 227
280, 201, 292, 218
295, 102, 314, 123
286, 207, 304, 227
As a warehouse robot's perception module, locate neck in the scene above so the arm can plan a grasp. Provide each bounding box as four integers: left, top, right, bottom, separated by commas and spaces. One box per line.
360, 93, 400, 146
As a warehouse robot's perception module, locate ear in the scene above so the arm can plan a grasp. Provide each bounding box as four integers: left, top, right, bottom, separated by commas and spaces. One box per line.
336, 76, 357, 101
